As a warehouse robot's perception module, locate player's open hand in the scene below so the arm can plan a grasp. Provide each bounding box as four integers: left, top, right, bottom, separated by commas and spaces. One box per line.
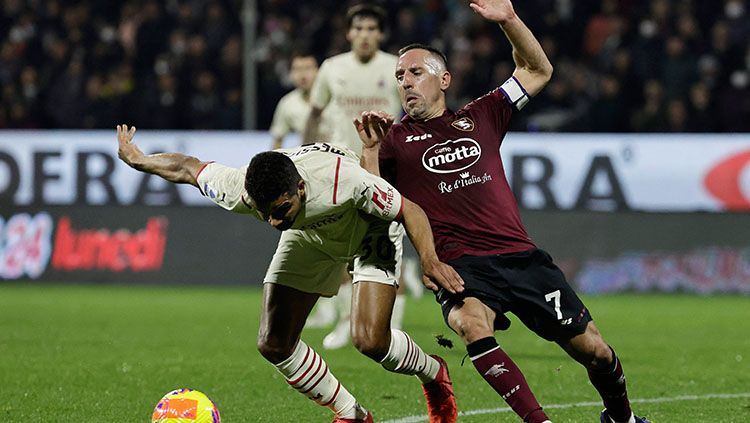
354, 111, 394, 149
468, 0, 516, 25
116, 124, 144, 168
420, 258, 465, 294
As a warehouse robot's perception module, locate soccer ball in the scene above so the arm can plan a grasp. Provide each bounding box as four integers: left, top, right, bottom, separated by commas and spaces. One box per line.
151, 388, 221, 423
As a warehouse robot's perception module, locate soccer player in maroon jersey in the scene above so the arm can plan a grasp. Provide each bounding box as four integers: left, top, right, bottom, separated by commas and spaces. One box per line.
355, 1, 650, 422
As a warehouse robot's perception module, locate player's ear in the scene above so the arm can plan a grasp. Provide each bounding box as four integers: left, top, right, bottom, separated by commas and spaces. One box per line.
297, 179, 305, 195
440, 71, 452, 91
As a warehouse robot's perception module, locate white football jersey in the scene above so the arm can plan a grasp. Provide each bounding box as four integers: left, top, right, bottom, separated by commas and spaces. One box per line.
196, 142, 404, 259
310, 51, 401, 155
270, 88, 333, 143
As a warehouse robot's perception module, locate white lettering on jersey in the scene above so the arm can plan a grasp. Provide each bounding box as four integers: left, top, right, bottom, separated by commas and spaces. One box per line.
437, 172, 493, 194
405, 133, 433, 143
422, 138, 482, 174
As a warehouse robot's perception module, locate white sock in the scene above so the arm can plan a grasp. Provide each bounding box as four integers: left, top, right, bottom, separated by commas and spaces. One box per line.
379, 329, 439, 383
274, 340, 365, 418
391, 294, 406, 330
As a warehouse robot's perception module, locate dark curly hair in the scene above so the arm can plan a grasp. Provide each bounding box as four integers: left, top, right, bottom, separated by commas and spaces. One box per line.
346, 3, 386, 31
245, 152, 301, 207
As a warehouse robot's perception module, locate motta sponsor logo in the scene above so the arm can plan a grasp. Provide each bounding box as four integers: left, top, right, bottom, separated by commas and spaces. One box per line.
422, 138, 481, 174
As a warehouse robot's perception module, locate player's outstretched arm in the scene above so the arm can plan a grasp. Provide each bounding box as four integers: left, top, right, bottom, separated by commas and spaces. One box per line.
354, 110, 394, 176
400, 198, 464, 294
469, 0, 553, 97
116, 124, 206, 187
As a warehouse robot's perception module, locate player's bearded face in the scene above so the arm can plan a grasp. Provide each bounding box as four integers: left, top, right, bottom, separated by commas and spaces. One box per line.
347, 16, 383, 59
396, 51, 445, 119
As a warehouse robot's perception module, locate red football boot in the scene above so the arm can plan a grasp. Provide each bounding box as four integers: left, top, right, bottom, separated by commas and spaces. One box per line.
422, 355, 458, 423
332, 411, 373, 423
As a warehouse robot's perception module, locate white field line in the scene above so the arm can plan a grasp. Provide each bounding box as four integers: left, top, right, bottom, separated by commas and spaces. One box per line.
381, 392, 750, 423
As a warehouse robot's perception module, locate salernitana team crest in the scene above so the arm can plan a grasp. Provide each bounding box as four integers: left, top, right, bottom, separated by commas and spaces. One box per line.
451, 117, 475, 131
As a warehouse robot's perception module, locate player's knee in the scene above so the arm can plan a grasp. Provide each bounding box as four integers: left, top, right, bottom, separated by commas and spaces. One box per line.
447, 311, 493, 343
351, 326, 389, 361
571, 330, 612, 369
589, 340, 614, 369
256, 335, 295, 364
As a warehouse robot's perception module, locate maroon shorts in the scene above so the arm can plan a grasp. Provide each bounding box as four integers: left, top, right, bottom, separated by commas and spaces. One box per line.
438, 249, 592, 342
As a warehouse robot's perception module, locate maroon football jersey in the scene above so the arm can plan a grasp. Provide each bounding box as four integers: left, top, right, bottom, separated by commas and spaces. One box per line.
380, 88, 536, 262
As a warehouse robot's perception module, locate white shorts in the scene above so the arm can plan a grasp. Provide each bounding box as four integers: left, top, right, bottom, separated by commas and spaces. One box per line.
264, 220, 405, 297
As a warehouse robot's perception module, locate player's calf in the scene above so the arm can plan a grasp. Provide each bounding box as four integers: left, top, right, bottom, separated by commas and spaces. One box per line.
468, 337, 549, 423
350, 322, 391, 361
274, 340, 371, 420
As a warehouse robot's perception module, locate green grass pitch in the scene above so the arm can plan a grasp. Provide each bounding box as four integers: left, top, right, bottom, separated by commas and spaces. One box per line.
1, 284, 749, 422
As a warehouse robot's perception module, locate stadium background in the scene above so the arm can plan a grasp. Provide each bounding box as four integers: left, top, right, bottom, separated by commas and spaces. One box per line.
1, 0, 749, 422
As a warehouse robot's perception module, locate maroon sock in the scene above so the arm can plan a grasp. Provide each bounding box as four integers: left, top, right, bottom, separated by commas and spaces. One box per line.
467, 337, 548, 423
588, 347, 632, 422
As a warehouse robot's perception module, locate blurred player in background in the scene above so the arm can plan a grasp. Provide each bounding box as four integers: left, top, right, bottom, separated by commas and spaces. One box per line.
357, 1, 650, 422
303, 3, 417, 350
269, 50, 338, 327
116, 125, 459, 423
270, 50, 333, 150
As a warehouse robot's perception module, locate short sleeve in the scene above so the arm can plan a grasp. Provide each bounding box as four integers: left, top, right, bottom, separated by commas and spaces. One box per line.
310, 60, 332, 110
465, 88, 514, 140
269, 97, 291, 138
195, 163, 260, 217
349, 165, 404, 221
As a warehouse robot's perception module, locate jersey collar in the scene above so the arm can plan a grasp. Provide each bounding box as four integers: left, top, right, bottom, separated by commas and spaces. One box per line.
401, 108, 454, 124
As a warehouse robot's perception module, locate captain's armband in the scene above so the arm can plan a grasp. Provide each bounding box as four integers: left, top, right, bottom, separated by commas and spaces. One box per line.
499, 76, 530, 111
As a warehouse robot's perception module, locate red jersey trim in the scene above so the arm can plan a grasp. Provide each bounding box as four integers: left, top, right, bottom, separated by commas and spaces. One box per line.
394, 199, 404, 221
195, 161, 214, 195
332, 157, 341, 204
195, 161, 214, 179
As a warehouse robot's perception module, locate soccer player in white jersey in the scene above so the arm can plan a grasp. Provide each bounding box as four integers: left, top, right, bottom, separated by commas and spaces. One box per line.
304, 4, 401, 154
270, 51, 334, 150
115, 124, 459, 423
269, 51, 339, 328
303, 4, 411, 349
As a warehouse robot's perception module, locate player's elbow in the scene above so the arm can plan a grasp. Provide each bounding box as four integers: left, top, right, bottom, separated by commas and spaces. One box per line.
536, 61, 553, 87
520, 63, 553, 98
542, 61, 554, 83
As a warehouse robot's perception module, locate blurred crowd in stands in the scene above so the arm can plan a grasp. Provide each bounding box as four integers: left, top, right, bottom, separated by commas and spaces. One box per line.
1, 0, 748, 132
